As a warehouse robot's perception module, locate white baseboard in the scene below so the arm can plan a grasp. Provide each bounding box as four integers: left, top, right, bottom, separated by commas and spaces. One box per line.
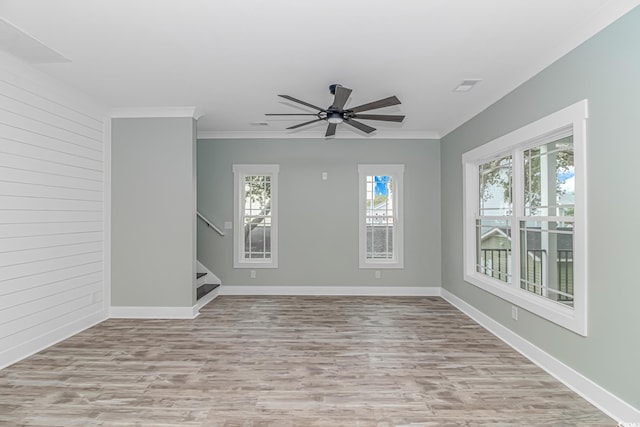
441, 288, 640, 424
109, 305, 199, 319
0, 310, 107, 370
219, 285, 441, 296
109, 272, 221, 319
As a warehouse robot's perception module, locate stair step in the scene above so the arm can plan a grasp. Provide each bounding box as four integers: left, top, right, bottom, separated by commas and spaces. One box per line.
197, 283, 220, 300
196, 272, 207, 279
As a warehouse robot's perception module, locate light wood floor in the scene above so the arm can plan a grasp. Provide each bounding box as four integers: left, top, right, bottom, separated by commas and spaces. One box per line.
0, 296, 613, 426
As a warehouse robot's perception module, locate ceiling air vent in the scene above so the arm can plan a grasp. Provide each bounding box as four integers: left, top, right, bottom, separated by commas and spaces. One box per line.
453, 79, 482, 92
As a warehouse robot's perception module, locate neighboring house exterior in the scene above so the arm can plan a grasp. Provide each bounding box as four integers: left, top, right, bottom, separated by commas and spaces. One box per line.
366, 197, 394, 258
479, 227, 574, 303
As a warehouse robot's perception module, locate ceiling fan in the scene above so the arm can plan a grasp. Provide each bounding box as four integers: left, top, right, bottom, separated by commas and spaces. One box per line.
266, 84, 405, 137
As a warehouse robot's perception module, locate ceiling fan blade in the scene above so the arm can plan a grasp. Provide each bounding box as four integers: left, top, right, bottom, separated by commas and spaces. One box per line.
265, 113, 318, 116
331, 86, 352, 110
286, 118, 324, 130
325, 123, 337, 137
349, 96, 401, 113
344, 118, 376, 134
278, 95, 324, 112
352, 114, 405, 122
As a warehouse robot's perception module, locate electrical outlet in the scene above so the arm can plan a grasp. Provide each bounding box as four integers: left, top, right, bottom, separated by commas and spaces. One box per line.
322, 172, 328, 180
250, 270, 256, 279
375, 270, 381, 279
511, 305, 518, 320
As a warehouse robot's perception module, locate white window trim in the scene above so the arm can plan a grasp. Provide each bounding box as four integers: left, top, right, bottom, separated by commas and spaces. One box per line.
462, 100, 588, 336
358, 164, 405, 269
232, 164, 279, 269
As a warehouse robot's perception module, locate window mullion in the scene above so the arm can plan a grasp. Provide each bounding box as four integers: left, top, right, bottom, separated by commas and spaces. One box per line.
240, 175, 248, 262
511, 147, 525, 289
391, 174, 397, 262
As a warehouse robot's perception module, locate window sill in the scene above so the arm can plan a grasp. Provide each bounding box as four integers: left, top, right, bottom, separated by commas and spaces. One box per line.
463, 271, 585, 336
234, 261, 278, 269
360, 261, 404, 269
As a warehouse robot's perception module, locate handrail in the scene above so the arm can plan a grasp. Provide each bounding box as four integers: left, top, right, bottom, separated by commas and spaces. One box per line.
197, 211, 225, 236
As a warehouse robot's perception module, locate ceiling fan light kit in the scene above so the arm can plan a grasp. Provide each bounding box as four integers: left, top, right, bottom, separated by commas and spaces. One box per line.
266, 84, 405, 137
327, 111, 343, 124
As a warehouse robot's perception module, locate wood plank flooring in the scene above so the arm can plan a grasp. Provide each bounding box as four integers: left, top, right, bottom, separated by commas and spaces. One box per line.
0, 296, 614, 426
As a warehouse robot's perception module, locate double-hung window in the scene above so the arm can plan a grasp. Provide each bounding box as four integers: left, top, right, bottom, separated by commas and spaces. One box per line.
462, 100, 588, 335
233, 164, 279, 268
358, 164, 404, 269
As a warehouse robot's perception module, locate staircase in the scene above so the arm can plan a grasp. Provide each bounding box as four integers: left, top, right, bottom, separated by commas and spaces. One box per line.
195, 211, 223, 305
196, 260, 221, 306
196, 272, 220, 300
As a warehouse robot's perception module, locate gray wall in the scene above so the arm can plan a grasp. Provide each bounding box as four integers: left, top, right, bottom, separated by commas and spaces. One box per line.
441, 7, 640, 408
197, 138, 441, 288
112, 117, 197, 307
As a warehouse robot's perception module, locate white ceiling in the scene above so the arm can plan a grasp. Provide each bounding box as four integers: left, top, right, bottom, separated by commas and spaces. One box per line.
1, 0, 638, 139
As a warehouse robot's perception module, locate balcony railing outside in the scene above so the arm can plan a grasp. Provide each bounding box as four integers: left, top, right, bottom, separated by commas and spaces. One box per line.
479, 248, 573, 302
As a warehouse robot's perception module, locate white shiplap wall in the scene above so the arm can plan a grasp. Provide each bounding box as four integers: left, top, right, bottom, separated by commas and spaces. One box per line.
0, 52, 108, 368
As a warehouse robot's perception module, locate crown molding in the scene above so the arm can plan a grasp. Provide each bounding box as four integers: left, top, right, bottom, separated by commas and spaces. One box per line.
0, 18, 70, 64
110, 106, 204, 119
197, 130, 441, 140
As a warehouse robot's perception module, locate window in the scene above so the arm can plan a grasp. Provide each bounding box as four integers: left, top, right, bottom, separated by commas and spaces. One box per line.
233, 164, 279, 268
358, 164, 404, 268
462, 100, 587, 335
477, 155, 513, 283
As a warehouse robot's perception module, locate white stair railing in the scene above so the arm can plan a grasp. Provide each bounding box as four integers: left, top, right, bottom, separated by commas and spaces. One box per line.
197, 211, 224, 236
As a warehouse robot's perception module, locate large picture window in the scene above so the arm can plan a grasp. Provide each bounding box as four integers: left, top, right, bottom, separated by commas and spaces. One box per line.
233, 164, 279, 268
358, 164, 404, 269
462, 100, 587, 335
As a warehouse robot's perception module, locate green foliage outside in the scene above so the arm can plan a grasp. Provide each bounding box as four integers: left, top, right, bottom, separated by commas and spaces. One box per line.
480, 137, 574, 215
244, 175, 271, 242
366, 194, 388, 207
